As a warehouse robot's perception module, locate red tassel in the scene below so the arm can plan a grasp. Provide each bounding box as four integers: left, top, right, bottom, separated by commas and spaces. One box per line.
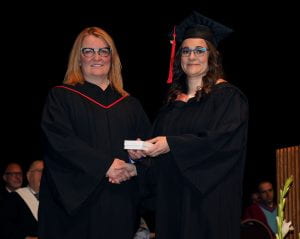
167, 26, 176, 84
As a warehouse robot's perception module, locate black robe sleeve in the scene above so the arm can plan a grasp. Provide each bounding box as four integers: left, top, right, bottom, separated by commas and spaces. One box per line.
41, 89, 114, 214
167, 87, 248, 196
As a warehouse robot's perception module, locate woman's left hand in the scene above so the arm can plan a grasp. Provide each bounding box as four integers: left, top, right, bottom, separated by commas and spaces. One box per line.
145, 136, 170, 157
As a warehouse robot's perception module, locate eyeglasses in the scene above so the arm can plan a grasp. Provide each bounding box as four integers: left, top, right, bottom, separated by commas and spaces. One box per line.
180, 47, 208, 57
4, 172, 23, 177
81, 47, 111, 57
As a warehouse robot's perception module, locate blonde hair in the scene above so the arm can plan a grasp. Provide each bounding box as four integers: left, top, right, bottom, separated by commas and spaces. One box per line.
64, 26, 128, 96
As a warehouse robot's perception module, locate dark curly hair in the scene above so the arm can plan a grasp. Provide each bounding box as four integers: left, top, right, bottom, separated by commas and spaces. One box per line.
167, 40, 224, 103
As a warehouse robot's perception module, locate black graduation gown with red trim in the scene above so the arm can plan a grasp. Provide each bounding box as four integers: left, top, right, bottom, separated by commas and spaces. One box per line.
38, 82, 151, 239
152, 82, 248, 239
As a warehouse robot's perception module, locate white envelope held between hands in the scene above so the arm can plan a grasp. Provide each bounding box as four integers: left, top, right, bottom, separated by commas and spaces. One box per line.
124, 140, 154, 150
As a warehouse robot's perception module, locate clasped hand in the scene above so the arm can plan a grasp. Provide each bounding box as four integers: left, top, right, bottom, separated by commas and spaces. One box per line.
106, 159, 137, 184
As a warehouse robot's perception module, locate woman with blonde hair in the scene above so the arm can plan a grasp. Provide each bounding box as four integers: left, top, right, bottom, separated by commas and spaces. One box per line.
39, 26, 151, 239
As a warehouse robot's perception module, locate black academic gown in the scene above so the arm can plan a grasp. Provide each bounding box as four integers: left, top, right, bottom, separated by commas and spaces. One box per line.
152, 82, 248, 239
38, 82, 151, 239
0, 191, 37, 239
0, 186, 10, 204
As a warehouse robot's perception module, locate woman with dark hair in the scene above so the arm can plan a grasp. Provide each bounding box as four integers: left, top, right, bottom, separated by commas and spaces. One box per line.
39, 26, 151, 239
129, 11, 249, 239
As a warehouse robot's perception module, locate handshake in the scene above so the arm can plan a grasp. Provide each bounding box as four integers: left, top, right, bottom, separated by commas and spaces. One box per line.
106, 137, 170, 184
106, 159, 137, 184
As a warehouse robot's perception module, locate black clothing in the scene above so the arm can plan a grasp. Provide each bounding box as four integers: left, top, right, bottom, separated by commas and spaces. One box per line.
0, 192, 37, 239
152, 82, 248, 239
0, 186, 10, 203
39, 82, 151, 239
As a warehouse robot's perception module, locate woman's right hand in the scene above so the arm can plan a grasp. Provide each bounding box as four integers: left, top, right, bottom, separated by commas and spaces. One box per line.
127, 149, 147, 160
106, 159, 136, 184
127, 138, 147, 160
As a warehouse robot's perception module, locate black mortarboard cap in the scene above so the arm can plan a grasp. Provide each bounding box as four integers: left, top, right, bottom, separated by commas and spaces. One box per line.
173, 11, 233, 46
167, 11, 233, 83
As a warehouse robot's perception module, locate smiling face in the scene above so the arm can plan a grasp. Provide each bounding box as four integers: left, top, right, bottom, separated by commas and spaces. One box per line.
80, 35, 112, 81
3, 163, 23, 191
180, 38, 209, 79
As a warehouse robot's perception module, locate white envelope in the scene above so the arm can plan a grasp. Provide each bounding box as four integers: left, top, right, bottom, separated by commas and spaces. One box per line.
124, 140, 153, 150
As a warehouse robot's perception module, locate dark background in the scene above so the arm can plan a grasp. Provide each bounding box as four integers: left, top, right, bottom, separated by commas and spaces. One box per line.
2, 3, 299, 207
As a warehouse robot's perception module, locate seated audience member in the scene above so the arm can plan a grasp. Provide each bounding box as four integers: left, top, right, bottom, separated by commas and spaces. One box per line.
243, 180, 277, 235
0, 162, 23, 202
0, 160, 44, 239
250, 191, 261, 204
